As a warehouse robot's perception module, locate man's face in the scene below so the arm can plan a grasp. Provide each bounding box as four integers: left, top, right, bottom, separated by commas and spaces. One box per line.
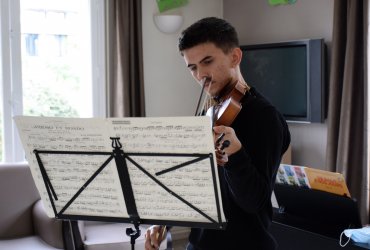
182, 42, 239, 97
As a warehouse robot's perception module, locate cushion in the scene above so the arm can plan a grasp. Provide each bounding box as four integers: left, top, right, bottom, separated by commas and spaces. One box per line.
33, 200, 64, 249
0, 163, 40, 238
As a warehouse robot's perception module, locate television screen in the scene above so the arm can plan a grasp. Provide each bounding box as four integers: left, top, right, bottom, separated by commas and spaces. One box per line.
240, 39, 325, 123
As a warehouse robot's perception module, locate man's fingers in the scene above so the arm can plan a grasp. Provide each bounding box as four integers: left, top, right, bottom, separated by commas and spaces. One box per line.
213, 125, 227, 134
145, 226, 163, 250
150, 231, 159, 248
158, 226, 166, 242
144, 231, 156, 250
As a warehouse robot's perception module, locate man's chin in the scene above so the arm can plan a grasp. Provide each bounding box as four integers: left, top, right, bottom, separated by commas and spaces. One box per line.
206, 91, 217, 98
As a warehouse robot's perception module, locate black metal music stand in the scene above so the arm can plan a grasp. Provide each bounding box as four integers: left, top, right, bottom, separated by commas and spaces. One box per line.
34, 137, 226, 250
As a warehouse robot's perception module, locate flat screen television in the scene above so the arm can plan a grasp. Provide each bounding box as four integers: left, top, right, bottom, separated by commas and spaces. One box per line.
240, 39, 325, 123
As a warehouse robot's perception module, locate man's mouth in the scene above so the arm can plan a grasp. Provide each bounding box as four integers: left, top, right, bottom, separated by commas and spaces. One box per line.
203, 77, 213, 87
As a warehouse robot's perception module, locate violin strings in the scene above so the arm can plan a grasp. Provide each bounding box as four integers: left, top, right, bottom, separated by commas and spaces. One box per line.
194, 78, 206, 116
201, 79, 216, 117
199, 95, 209, 115
205, 79, 216, 123
212, 98, 216, 127
194, 77, 217, 116
199, 80, 213, 116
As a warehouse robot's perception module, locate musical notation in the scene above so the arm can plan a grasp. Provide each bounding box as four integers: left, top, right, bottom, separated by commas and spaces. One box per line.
14, 116, 225, 224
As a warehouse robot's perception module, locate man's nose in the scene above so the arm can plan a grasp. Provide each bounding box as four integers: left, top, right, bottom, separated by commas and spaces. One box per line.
196, 69, 207, 82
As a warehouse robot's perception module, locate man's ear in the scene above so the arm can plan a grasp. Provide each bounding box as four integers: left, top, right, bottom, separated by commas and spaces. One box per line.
231, 47, 242, 67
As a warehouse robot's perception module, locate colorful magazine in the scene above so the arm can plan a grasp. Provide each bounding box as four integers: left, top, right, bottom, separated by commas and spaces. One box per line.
276, 164, 350, 197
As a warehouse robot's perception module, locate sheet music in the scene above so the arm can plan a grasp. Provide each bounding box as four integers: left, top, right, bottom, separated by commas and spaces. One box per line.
110, 117, 223, 223
14, 116, 127, 218
15, 116, 226, 225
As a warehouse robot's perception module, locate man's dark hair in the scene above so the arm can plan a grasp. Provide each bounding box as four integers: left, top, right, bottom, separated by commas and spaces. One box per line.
178, 17, 239, 54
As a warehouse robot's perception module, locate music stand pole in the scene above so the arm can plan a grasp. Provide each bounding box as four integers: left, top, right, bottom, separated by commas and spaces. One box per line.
126, 221, 141, 250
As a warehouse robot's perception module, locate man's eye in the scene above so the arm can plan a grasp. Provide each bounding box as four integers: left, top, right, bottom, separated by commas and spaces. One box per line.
204, 60, 212, 65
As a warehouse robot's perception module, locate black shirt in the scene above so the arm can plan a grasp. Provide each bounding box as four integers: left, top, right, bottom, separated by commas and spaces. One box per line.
188, 87, 291, 250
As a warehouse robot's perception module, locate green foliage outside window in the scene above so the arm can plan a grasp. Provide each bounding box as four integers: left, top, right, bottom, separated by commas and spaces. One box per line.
24, 84, 79, 117
22, 55, 80, 118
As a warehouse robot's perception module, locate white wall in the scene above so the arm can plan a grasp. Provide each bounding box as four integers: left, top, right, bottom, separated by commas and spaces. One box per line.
142, 0, 333, 169
142, 0, 223, 117
224, 0, 334, 169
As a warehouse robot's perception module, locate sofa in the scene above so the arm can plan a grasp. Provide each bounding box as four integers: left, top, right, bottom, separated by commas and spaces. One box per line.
0, 163, 66, 249
0, 162, 175, 250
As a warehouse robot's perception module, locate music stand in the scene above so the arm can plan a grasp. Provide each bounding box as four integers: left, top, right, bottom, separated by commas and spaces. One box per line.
33, 137, 226, 250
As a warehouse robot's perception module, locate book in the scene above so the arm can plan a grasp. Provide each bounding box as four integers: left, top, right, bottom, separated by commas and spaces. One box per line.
276, 164, 350, 197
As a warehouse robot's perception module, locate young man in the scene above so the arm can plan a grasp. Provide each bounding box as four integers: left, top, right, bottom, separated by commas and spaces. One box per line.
145, 17, 290, 250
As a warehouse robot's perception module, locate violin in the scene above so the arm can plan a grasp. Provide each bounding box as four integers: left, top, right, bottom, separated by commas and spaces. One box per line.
206, 80, 249, 126
194, 78, 248, 166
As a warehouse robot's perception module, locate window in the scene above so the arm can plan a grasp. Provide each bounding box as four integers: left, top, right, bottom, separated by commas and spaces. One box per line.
24, 34, 39, 56
0, 0, 106, 163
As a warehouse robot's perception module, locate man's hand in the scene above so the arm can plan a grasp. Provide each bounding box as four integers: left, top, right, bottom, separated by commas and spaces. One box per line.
144, 225, 166, 250
213, 125, 242, 166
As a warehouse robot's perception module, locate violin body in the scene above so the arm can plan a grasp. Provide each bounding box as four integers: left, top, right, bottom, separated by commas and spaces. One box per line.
206, 98, 242, 126
206, 81, 249, 126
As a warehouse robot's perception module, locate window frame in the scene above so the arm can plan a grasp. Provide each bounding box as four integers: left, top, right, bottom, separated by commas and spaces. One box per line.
0, 0, 106, 163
